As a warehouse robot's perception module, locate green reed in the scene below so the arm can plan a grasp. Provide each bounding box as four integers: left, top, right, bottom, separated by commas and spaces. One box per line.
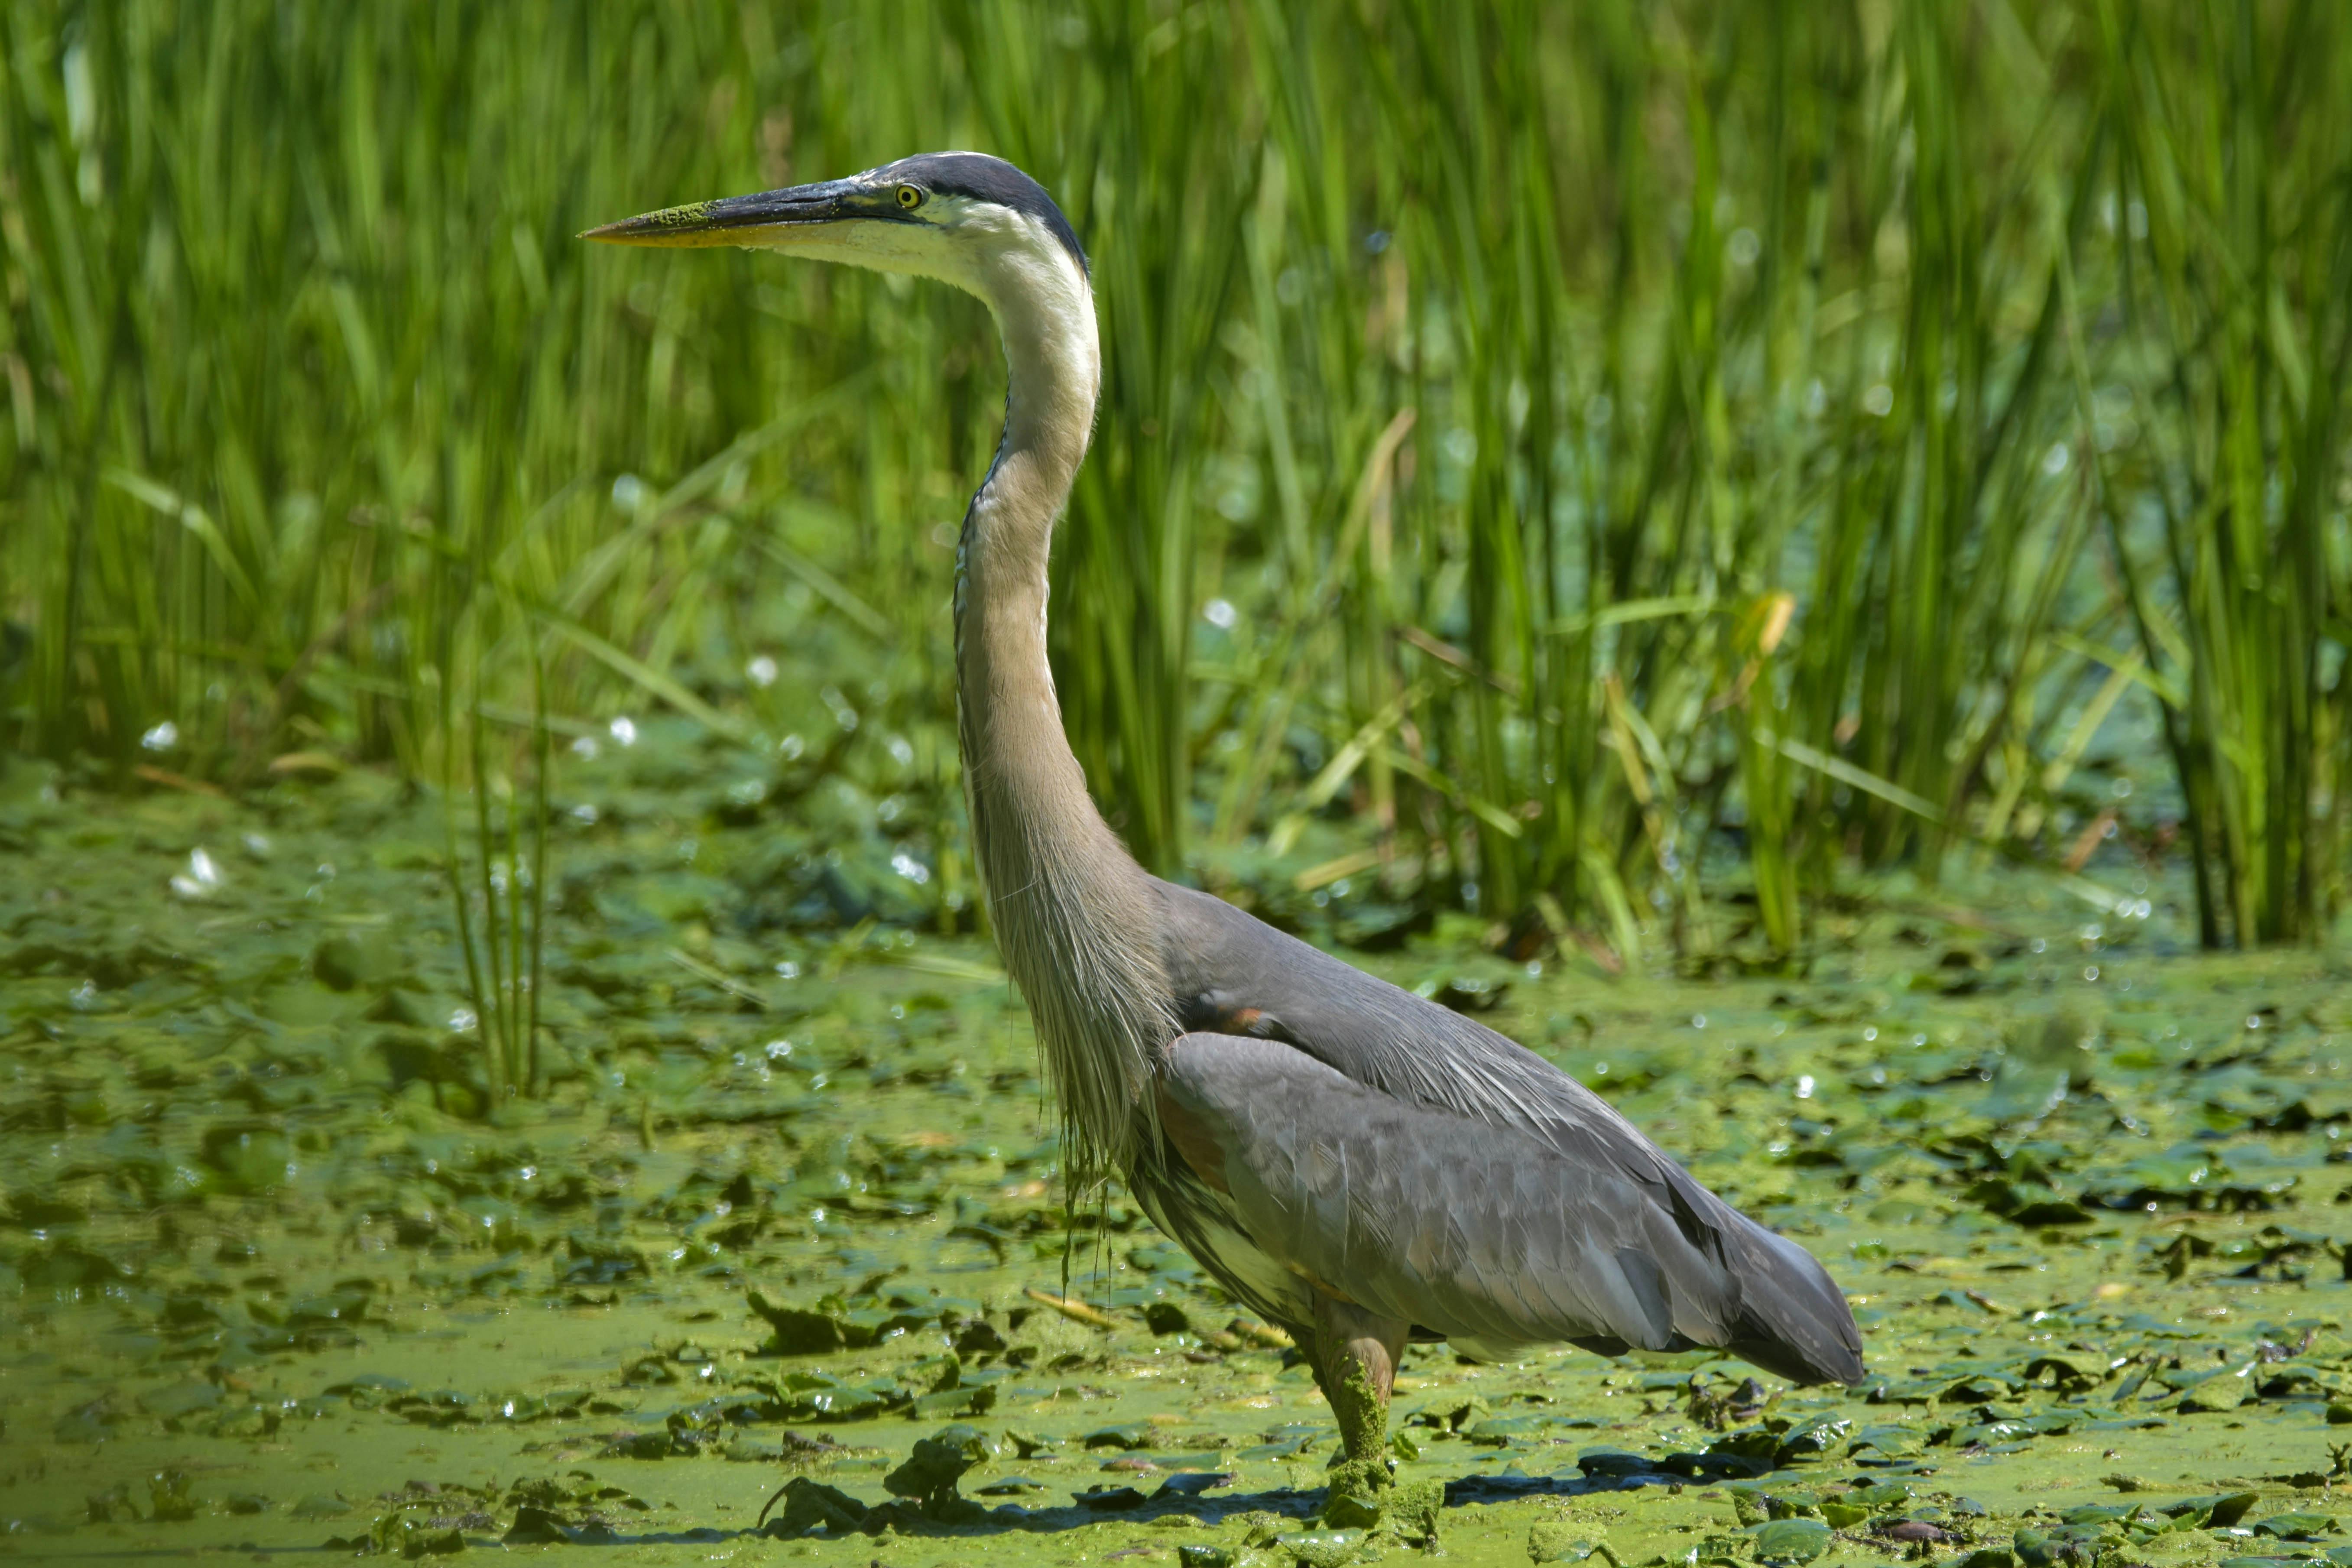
2, 0, 2346, 954
2083, 0, 2352, 945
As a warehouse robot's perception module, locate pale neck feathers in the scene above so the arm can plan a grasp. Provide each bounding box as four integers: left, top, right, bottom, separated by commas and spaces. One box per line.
953, 214, 1173, 1186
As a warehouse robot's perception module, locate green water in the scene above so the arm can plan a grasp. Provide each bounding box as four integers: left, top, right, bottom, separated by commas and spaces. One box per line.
4, 758, 2351, 1566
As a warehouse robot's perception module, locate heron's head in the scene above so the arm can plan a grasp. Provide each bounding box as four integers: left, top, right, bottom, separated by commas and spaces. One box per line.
584, 152, 1087, 309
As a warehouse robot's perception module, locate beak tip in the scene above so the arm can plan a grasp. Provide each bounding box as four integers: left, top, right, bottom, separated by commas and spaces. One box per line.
578, 201, 728, 248
580, 217, 645, 244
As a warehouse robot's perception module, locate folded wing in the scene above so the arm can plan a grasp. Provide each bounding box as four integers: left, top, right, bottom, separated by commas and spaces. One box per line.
1152, 882, 1864, 1386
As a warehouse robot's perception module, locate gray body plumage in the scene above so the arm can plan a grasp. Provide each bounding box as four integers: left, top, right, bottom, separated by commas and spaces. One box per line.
585, 150, 1865, 1411
1138, 882, 1863, 1384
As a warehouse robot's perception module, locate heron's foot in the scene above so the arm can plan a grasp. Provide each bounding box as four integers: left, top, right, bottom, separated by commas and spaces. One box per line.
1305, 1292, 1411, 1532
1325, 1358, 1398, 1478
1319, 1360, 1392, 1529
1305, 1294, 1408, 1463
1327, 1458, 1444, 1543
1322, 1455, 1391, 1530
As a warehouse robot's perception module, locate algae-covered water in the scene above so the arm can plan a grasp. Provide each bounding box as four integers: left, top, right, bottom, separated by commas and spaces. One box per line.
5, 750, 2352, 1567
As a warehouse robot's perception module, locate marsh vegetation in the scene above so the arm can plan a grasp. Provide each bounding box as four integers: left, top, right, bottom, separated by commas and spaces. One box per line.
4, 2, 2352, 1564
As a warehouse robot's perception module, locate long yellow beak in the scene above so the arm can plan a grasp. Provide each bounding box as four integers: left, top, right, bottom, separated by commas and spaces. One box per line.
581, 176, 886, 248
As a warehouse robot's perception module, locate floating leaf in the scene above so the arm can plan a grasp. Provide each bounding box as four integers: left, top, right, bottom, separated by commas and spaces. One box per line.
2255, 1513, 2339, 1541
1750, 1518, 1834, 1563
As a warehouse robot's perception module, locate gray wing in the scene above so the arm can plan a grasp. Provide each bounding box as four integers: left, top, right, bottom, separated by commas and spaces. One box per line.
1151, 880, 1863, 1386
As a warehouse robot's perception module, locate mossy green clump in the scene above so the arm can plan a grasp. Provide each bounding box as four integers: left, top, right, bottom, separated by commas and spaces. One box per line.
1325, 1459, 1443, 1542
759, 1477, 870, 1538
1529, 1523, 1621, 1565
1529, 1523, 1588, 1564
361, 1512, 467, 1559
1387, 1477, 1446, 1547
146, 1469, 198, 1523
1323, 1454, 1393, 1531
881, 1423, 993, 1522
1322, 1481, 1383, 1531
1275, 1529, 1364, 1568
404, 1526, 468, 1559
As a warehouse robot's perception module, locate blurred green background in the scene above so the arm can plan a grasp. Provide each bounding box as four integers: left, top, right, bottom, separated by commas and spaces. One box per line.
3, 0, 2349, 957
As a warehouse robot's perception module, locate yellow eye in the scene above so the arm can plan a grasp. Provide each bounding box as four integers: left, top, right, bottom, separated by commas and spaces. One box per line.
895, 184, 923, 210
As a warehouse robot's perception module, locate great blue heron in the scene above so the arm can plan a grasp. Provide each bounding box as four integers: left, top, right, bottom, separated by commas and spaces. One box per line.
586, 152, 1864, 1506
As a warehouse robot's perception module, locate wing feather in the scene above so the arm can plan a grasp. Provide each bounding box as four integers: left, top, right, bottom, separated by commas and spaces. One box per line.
1153, 883, 1865, 1386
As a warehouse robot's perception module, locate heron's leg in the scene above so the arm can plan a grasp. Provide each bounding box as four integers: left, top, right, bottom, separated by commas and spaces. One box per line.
1307, 1292, 1410, 1477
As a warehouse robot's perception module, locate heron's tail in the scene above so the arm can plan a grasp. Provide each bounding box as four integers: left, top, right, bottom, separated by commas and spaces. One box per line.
1714, 1215, 1866, 1386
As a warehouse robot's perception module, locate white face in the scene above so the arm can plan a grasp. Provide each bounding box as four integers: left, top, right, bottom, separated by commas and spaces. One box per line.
584, 157, 1098, 409
749, 187, 1084, 321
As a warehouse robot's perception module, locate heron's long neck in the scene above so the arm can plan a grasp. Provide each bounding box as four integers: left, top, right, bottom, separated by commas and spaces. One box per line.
956, 251, 1171, 1178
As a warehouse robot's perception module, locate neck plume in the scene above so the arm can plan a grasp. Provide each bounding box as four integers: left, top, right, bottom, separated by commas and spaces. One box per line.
954, 233, 1171, 1188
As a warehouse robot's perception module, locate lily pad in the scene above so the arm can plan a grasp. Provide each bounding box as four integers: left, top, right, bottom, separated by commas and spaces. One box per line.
1750, 1518, 1834, 1563
2255, 1513, 2339, 1541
